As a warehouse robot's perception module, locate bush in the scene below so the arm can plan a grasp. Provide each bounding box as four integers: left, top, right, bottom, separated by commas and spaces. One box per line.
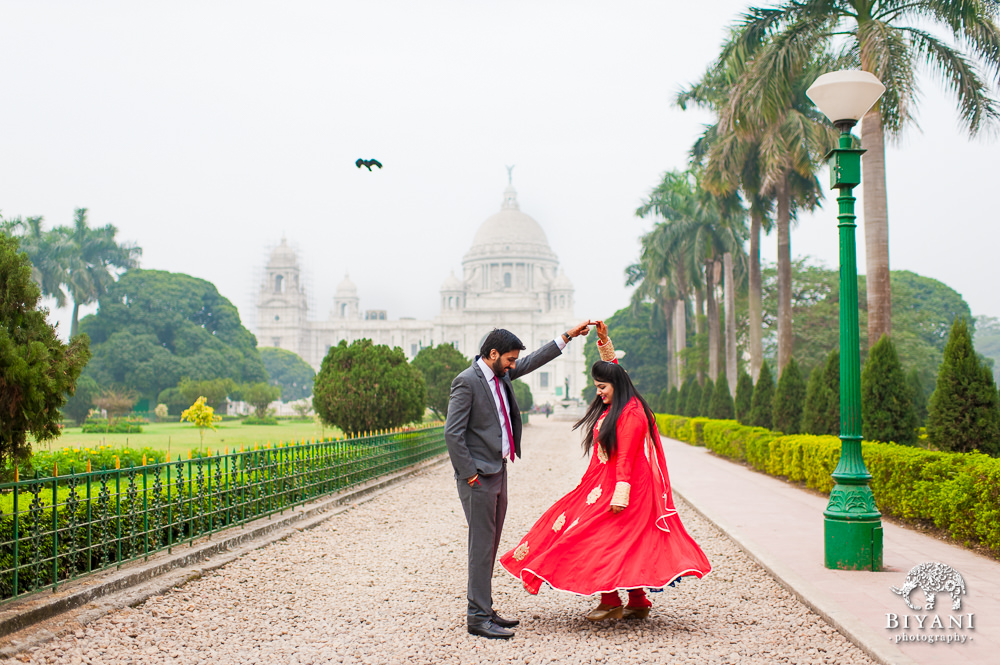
243, 415, 279, 425
81, 417, 146, 434
802, 350, 839, 436
313, 339, 426, 434
512, 379, 533, 412
63, 374, 100, 426
773, 358, 805, 435
861, 335, 918, 445
664, 386, 679, 414
156, 387, 189, 419
698, 378, 714, 418
708, 374, 735, 420
683, 380, 702, 418
240, 382, 282, 418
927, 318, 1000, 455
655, 412, 1000, 555
749, 361, 775, 429
734, 371, 753, 424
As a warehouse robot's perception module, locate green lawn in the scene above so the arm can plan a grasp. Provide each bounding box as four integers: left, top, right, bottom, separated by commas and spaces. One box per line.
35, 420, 344, 457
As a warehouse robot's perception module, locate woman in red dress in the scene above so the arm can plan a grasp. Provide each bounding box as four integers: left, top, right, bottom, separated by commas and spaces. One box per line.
499, 321, 711, 621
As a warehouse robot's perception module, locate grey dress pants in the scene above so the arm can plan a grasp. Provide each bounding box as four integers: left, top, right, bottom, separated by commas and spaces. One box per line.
456, 461, 508, 626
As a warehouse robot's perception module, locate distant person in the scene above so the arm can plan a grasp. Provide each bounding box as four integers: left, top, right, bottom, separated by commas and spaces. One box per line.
500, 320, 711, 622
445, 322, 593, 640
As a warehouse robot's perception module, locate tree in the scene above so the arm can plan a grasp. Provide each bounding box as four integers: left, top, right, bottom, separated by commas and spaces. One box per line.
63, 374, 99, 425
665, 386, 679, 414
93, 387, 138, 423
179, 378, 236, 413
927, 319, 1000, 455
411, 343, 470, 419
772, 357, 805, 434
749, 361, 775, 429
734, 371, 754, 424
677, 380, 691, 417
709, 374, 735, 420
240, 382, 282, 418
0, 232, 91, 464
61, 208, 142, 338
698, 378, 715, 418
803, 349, 841, 437
156, 387, 189, 418
582, 302, 670, 399
259, 347, 315, 402
154, 403, 169, 420
181, 396, 221, 448
313, 339, 426, 434
79, 270, 266, 401
734, 1, 1000, 347
861, 335, 917, 445
512, 379, 533, 412
907, 368, 929, 427
683, 380, 703, 418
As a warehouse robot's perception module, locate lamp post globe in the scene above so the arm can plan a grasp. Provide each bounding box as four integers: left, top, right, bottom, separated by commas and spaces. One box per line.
807, 70, 886, 571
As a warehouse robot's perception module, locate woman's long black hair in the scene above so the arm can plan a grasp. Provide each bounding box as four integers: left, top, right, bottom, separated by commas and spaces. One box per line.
573, 361, 657, 457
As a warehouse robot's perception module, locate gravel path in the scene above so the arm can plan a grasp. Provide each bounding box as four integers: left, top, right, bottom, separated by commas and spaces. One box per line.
14, 419, 874, 665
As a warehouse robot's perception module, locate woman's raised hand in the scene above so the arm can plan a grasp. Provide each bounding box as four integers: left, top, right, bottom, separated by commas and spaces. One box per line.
595, 320, 609, 343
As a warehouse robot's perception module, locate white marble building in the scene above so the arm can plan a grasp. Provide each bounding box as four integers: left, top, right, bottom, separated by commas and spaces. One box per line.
255, 181, 585, 405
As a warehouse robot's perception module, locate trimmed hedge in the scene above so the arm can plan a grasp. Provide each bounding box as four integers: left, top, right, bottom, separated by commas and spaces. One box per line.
655, 413, 1000, 555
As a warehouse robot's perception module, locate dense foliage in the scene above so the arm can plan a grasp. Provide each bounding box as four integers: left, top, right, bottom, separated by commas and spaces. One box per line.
512, 379, 533, 412
79, 270, 266, 402
927, 319, 1000, 455
683, 380, 702, 418
240, 382, 282, 418
313, 339, 426, 434
861, 335, 917, 445
698, 378, 714, 418
0, 233, 91, 464
772, 359, 805, 435
259, 347, 315, 402
411, 343, 470, 419
582, 302, 669, 400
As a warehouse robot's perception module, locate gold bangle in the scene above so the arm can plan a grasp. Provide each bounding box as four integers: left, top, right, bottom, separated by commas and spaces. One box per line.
598, 338, 616, 362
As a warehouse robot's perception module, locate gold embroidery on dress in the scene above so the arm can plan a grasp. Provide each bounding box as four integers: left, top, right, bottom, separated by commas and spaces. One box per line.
595, 413, 608, 463
586, 485, 603, 505
611, 481, 631, 508
598, 338, 616, 362
513, 542, 529, 561
597, 444, 608, 464
552, 513, 566, 532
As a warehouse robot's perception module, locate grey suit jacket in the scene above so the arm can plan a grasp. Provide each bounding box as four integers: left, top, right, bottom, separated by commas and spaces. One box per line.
445, 340, 563, 480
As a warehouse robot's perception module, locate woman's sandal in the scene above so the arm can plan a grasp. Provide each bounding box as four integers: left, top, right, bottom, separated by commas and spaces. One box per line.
622, 605, 650, 620
585, 603, 624, 622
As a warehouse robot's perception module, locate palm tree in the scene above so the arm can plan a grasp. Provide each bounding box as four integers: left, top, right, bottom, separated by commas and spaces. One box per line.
627, 239, 681, 388
733, 1, 1000, 347
2, 215, 72, 306
636, 170, 747, 384
61, 208, 142, 337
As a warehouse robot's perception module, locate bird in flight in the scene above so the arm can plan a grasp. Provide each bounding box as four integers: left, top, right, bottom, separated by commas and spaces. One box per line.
356, 159, 382, 171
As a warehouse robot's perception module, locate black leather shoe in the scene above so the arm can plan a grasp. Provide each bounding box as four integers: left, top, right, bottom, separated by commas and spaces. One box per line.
492, 611, 519, 628
468, 620, 515, 640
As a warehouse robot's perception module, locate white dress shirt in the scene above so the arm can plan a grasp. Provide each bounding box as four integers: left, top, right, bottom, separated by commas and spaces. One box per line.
476, 337, 568, 459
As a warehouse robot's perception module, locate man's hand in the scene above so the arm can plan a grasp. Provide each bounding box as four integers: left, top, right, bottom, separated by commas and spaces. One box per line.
467, 474, 479, 486
563, 321, 593, 342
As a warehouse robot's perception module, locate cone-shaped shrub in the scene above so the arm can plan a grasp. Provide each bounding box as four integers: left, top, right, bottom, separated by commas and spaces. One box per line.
665, 386, 679, 414
907, 368, 928, 426
772, 358, 805, 434
734, 371, 754, 424
802, 350, 840, 435
654, 387, 668, 413
698, 378, 714, 417
927, 318, 1000, 454
678, 380, 691, 416
683, 380, 702, 417
709, 374, 735, 420
861, 335, 918, 445
802, 366, 825, 435
749, 361, 775, 429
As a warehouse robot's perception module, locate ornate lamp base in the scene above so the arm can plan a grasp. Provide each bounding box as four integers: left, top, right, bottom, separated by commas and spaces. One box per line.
824, 484, 883, 571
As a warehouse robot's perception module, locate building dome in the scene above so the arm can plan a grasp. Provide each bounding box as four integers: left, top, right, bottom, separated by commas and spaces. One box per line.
552, 270, 574, 291
268, 238, 298, 269
463, 184, 558, 264
335, 273, 357, 297
440, 271, 463, 292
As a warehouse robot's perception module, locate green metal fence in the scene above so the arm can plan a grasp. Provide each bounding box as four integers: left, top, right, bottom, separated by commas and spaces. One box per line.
0, 425, 446, 603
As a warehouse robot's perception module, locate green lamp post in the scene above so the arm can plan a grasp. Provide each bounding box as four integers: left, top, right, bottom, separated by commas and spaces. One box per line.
806, 70, 886, 571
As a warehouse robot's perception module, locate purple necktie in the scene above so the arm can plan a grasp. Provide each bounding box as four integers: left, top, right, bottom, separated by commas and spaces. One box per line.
494, 376, 515, 462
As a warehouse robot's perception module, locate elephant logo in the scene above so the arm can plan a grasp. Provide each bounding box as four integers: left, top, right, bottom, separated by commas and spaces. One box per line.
890, 562, 966, 611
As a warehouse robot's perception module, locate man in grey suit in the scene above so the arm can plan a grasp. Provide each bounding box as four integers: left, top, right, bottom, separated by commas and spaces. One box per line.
446, 323, 592, 639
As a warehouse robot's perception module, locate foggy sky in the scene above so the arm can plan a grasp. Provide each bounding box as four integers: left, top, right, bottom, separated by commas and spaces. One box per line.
1, 1, 996, 344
